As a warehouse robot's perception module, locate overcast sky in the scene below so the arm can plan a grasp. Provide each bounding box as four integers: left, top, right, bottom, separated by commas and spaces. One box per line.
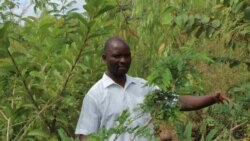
13, 0, 85, 17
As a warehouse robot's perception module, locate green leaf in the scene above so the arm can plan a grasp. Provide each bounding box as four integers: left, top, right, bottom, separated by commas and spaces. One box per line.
162, 6, 174, 25
0, 21, 11, 49
83, 1, 96, 18
95, 5, 115, 18
201, 15, 210, 24
162, 68, 172, 89
38, 15, 55, 29
244, 7, 250, 20
211, 20, 221, 28
147, 71, 159, 84
186, 15, 195, 32
183, 123, 192, 140
0, 21, 11, 38
71, 12, 88, 26
205, 129, 218, 141
27, 130, 49, 138
89, 25, 114, 39
174, 14, 188, 27
58, 128, 74, 141
233, 1, 246, 13
0, 48, 8, 58
14, 106, 33, 119
29, 71, 43, 79
22, 16, 37, 25
0, 58, 15, 72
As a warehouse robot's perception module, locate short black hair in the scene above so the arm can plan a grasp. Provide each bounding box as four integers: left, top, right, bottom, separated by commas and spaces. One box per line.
104, 36, 129, 54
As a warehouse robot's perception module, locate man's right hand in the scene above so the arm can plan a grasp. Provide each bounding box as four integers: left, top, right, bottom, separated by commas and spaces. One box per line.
80, 135, 88, 141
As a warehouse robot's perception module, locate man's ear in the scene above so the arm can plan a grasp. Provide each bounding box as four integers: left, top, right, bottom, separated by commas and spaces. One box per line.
102, 54, 106, 61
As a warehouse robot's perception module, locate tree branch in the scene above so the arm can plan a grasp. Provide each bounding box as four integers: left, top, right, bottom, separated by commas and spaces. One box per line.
13, 96, 64, 141
50, 30, 91, 133
230, 120, 248, 132
59, 30, 90, 96
0, 110, 10, 141
7, 49, 52, 129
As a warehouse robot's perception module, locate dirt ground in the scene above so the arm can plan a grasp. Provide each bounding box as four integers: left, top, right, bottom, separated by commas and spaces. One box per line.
157, 124, 178, 141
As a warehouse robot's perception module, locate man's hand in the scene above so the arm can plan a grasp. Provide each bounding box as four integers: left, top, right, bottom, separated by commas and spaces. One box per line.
179, 92, 231, 111
213, 92, 230, 103
79, 135, 88, 141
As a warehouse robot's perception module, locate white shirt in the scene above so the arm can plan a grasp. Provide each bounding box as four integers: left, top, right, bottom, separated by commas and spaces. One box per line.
75, 73, 157, 140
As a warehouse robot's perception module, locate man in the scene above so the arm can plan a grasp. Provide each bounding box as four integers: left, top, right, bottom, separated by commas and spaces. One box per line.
75, 36, 229, 141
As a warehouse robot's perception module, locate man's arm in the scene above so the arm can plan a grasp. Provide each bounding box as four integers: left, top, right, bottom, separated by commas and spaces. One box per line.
179, 92, 230, 111
75, 94, 100, 141
79, 134, 88, 141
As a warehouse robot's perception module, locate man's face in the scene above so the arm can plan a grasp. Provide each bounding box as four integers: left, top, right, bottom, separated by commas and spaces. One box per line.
102, 44, 131, 77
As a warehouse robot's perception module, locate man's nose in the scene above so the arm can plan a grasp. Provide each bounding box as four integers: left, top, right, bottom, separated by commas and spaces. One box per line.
119, 56, 127, 62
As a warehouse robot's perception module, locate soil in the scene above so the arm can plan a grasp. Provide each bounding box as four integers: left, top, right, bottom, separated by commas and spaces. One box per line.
158, 124, 178, 141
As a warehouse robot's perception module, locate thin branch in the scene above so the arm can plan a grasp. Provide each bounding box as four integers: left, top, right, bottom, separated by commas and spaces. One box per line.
131, 118, 152, 141
59, 30, 90, 96
7, 118, 10, 141
7, 49, 39, 109
11, 78, 16, 109
49, 30, 91, 133
230, 120, 248, 132
213, 120, 249, 141
11, 120, 30, 127
115, 0, 139, 39
13, 96, 64, 141
7, 49, 51, 129
0, 110, 8, 121
0, 110, 10, 141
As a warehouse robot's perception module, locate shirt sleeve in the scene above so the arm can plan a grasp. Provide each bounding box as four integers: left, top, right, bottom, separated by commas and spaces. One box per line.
75, 94, 100, 135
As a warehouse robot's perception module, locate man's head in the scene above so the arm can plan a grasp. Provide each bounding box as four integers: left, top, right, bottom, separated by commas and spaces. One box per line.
102, 37, 131, 78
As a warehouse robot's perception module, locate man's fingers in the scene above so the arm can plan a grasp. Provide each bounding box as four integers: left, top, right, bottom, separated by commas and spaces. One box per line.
215, 92, 231, 103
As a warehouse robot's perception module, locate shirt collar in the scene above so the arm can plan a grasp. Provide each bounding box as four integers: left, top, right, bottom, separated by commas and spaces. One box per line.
102, 73, 136, 88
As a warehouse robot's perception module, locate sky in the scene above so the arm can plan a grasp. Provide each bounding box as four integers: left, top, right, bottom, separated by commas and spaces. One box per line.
13, 0, 85, 17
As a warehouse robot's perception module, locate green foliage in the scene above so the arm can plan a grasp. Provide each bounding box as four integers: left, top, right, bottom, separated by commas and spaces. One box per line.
147, 43, 212, 93
88, 110, 157, 140
205, 129, 218, 141
0, 21, 11, 50
58, 128, 78, 141
183, 123, 192, 141
0, 0, 116, 140
229, 82, 250, 99
176, 122, 219, 141
0, 0, 250, 140
143, 41, 212, 124
142, 90, 180, 122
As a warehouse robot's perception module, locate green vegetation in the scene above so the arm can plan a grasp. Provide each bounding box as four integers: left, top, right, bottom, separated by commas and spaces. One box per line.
0, 0, 249, 140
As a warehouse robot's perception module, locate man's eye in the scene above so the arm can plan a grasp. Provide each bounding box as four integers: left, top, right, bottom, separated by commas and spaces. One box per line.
125, 55, 131, 58
113, 55, 120, 58
112, 54, 130, 58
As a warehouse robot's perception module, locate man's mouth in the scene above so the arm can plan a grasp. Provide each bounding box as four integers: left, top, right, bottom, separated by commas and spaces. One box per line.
118, 66, 127, 70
